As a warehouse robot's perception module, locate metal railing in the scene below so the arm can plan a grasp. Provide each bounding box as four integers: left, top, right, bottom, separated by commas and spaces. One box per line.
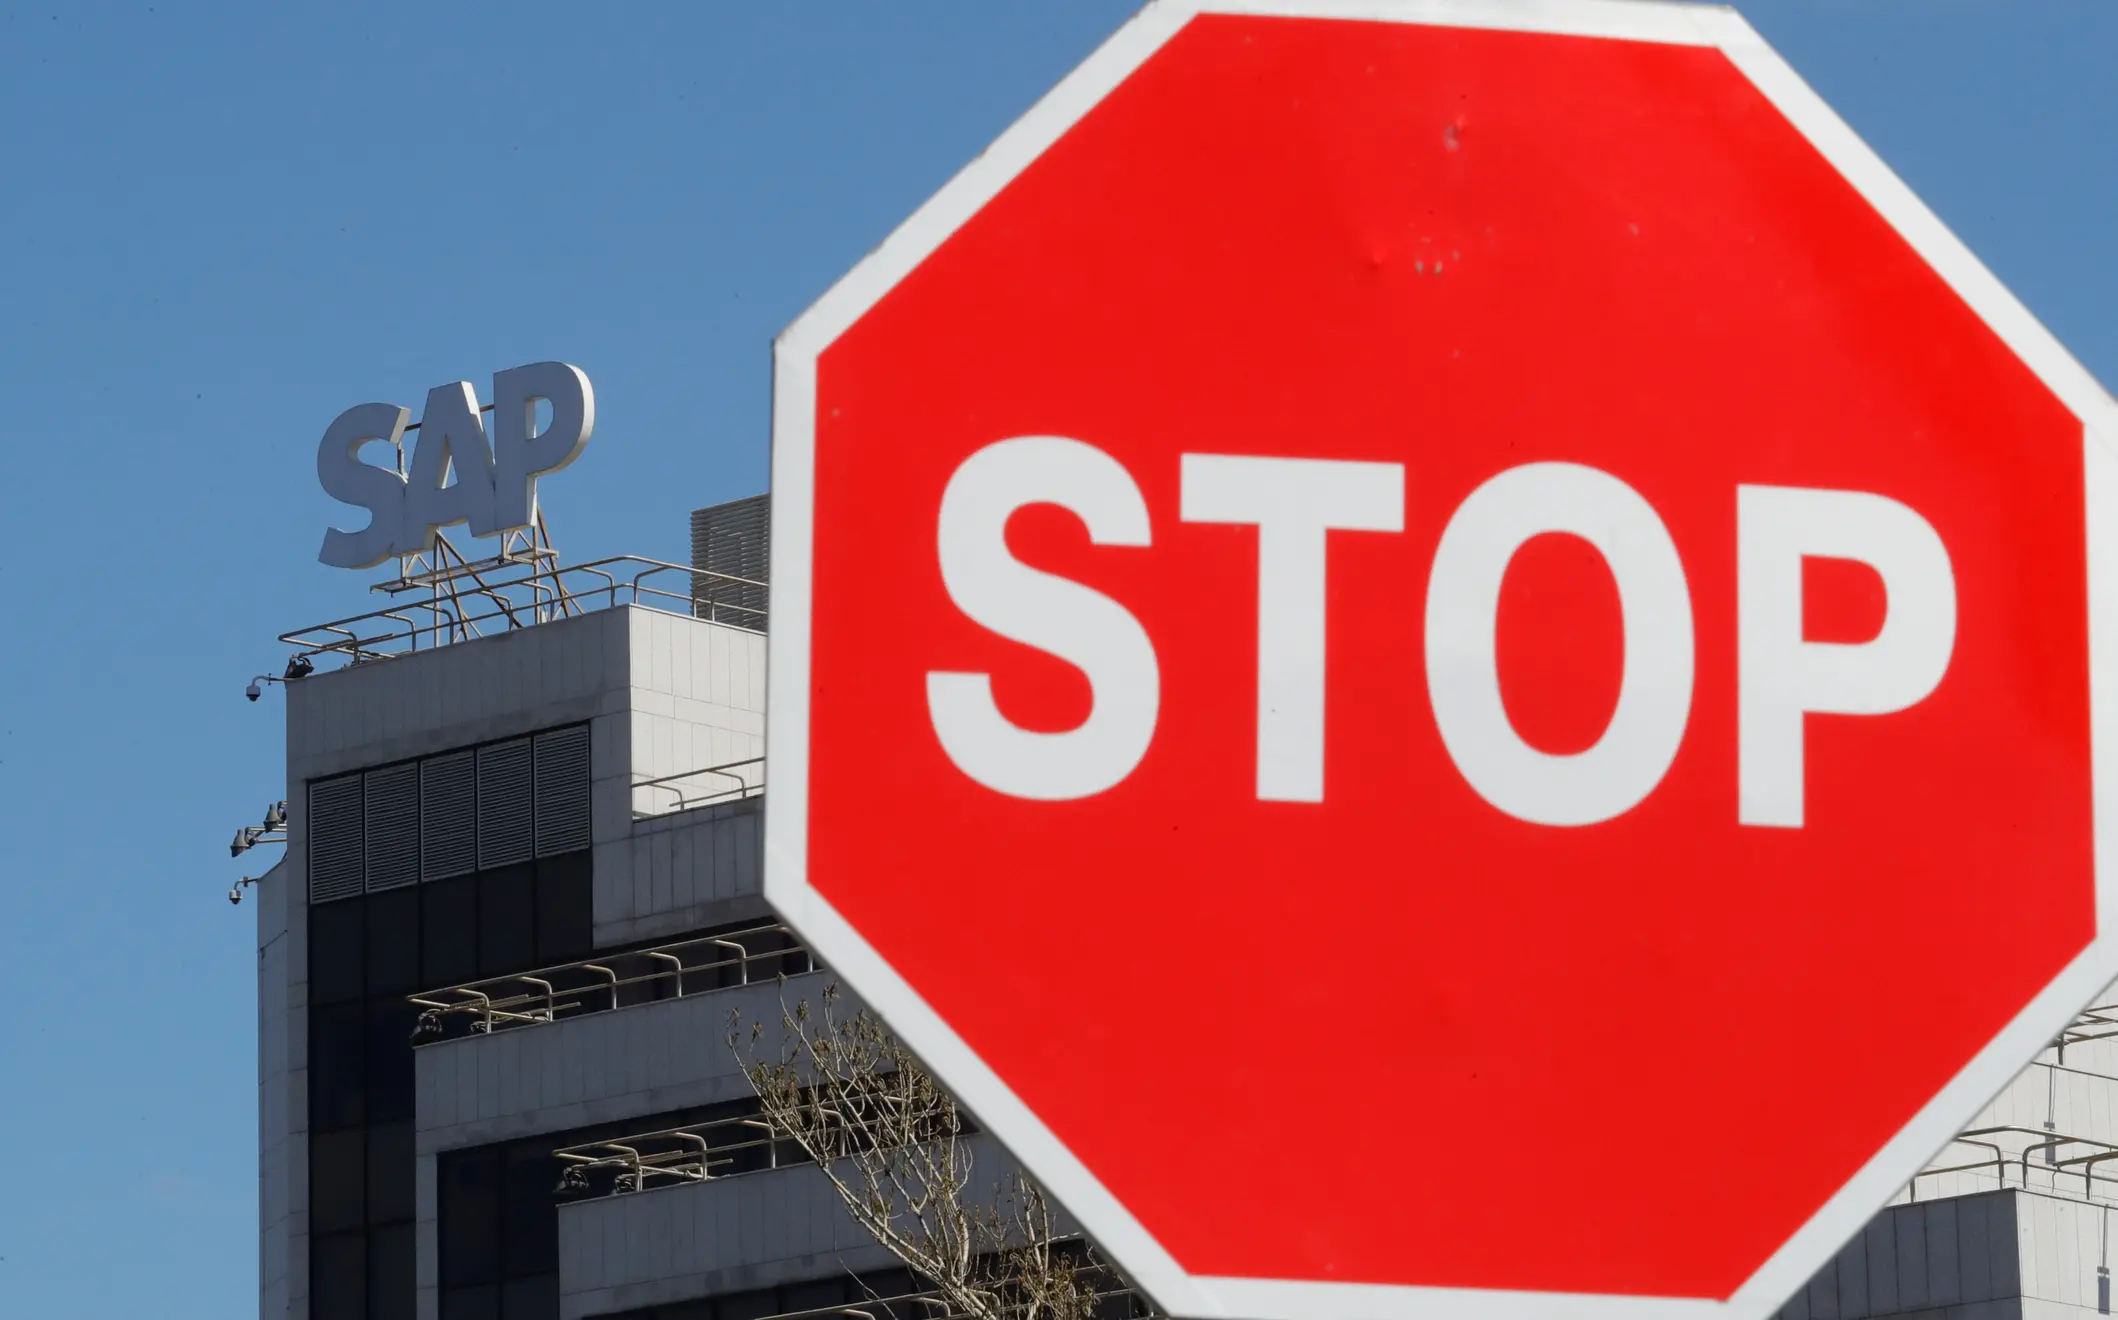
1912, 1110, 2118, 1207
2055, 1000, 2118, 1063
554, 1112, 797, 1194
280, 553, 767, 670
634, 756, 765, 817
407, 921, 809, 1044
1902, 999, 2118, 1207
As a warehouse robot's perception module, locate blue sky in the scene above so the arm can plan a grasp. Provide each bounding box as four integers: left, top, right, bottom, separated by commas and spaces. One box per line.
0, 2, 2114, 1315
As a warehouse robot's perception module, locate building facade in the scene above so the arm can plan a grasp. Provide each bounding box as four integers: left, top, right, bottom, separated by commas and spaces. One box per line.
253, 510, 2118, 1320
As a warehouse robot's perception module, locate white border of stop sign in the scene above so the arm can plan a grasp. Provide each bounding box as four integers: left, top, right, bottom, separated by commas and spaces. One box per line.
763, 3, 2118, 1317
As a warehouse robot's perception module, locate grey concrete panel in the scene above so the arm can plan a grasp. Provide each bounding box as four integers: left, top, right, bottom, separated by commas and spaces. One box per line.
258, 860, 292, 1320
287, 605, 632, 782
1779, 1193, 2023, 1320
1868, 1214, 1901, 1316
1929, 1199, 1964, 1309
415, 972, 829, 1154
555, 1134, 1054, 1320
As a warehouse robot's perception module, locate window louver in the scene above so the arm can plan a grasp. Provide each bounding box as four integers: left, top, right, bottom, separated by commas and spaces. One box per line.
477, 739, 534, 869
533, 725, 591, 857
420, 751, 476, 882
308, 776, 365, 905
363, 763, 420, 892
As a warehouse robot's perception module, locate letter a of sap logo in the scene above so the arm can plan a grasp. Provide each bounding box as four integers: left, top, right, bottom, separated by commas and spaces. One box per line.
316, 362, 595, 570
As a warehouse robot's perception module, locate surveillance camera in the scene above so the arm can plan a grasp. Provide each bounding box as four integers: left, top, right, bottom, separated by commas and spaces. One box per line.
229, 885, 243, 906
246, 681, 262, 702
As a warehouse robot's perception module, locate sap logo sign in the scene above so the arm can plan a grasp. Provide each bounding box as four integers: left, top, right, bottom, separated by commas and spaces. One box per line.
317, 361, 594, 570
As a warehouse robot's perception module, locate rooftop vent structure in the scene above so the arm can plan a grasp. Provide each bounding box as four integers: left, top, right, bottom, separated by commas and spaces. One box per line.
691, 494, 769, 630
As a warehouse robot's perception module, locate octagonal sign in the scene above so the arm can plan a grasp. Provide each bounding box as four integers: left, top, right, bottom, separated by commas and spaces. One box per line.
764, 3, 2118, 1317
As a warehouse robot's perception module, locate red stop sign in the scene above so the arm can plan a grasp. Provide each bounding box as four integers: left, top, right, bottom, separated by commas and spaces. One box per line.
765, 4, 2118, 1317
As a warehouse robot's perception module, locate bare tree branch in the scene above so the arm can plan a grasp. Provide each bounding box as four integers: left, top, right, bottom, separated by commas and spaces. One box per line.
729, 981, 1146, 1320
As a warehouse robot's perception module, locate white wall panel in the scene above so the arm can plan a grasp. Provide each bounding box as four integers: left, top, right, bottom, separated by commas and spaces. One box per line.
593, 801, 766, 948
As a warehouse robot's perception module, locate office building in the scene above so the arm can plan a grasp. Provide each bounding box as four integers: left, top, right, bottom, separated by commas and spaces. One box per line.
249, 498, 2118, 1320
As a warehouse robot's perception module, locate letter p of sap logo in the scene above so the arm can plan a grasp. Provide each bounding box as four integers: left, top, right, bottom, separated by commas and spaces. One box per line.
317, 362, 595, 570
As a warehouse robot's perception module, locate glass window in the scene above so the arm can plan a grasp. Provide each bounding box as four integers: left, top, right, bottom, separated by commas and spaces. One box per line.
533, 852, 593, 964
609, 950, 667, 1010
366, 1120, 415, 1226
422, 874, 479, 989
478, 864, 537, 977
312, 1230, 367, 1320
502, 1143, 560, 1278
715, 1288, 780, 1320
500, 1272, 557, 1320
367, 1221, 416, 1320
366, 999, 418, 1125
310, 1002, 367, 1132
365, 885, 422, 997
440, 1285, 500, 1320
736, 927, 807, 980
855, 1268, 919, 1320
780, 1278, 851, 1314
440, 1148, 502, 1289
310, 1128, 366, 1235
310, 898, 366, 1004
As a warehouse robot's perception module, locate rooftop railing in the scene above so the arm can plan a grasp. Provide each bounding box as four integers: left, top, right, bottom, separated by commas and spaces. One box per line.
281, 552, 766, 672
407, 921, 809, 1045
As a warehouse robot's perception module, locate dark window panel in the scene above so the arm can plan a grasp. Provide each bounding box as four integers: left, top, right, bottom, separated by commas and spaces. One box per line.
855, 1268, 920, 1320
366, 1120, 415, 1226
533, 852, 593, 964
440, 1285, 500, 1320
365, 885, 421, 997
501, 1272, 558, 1320
735, 927, 808, 981
781, 1278, 852, 1314
546, 962, 619, 1024
1091, 1285, 1146, 1320
421, 874, 479, 989
440, 1148, 503, 1289
309, 1128, 366, 1235
478, 864, 537, 978
502, 1143, 560, 1278
716, 1288, 780, 1320
310, 899, 366, 1005
310, 1003, 367, 1132
366, 999, 419, 1125
312, 1230, 367, 1320
368, 1221, 416, 1320
611, 950, 671, 1010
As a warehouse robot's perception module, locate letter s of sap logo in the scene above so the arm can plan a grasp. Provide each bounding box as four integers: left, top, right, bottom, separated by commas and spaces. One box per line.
316, 362, 595, 570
